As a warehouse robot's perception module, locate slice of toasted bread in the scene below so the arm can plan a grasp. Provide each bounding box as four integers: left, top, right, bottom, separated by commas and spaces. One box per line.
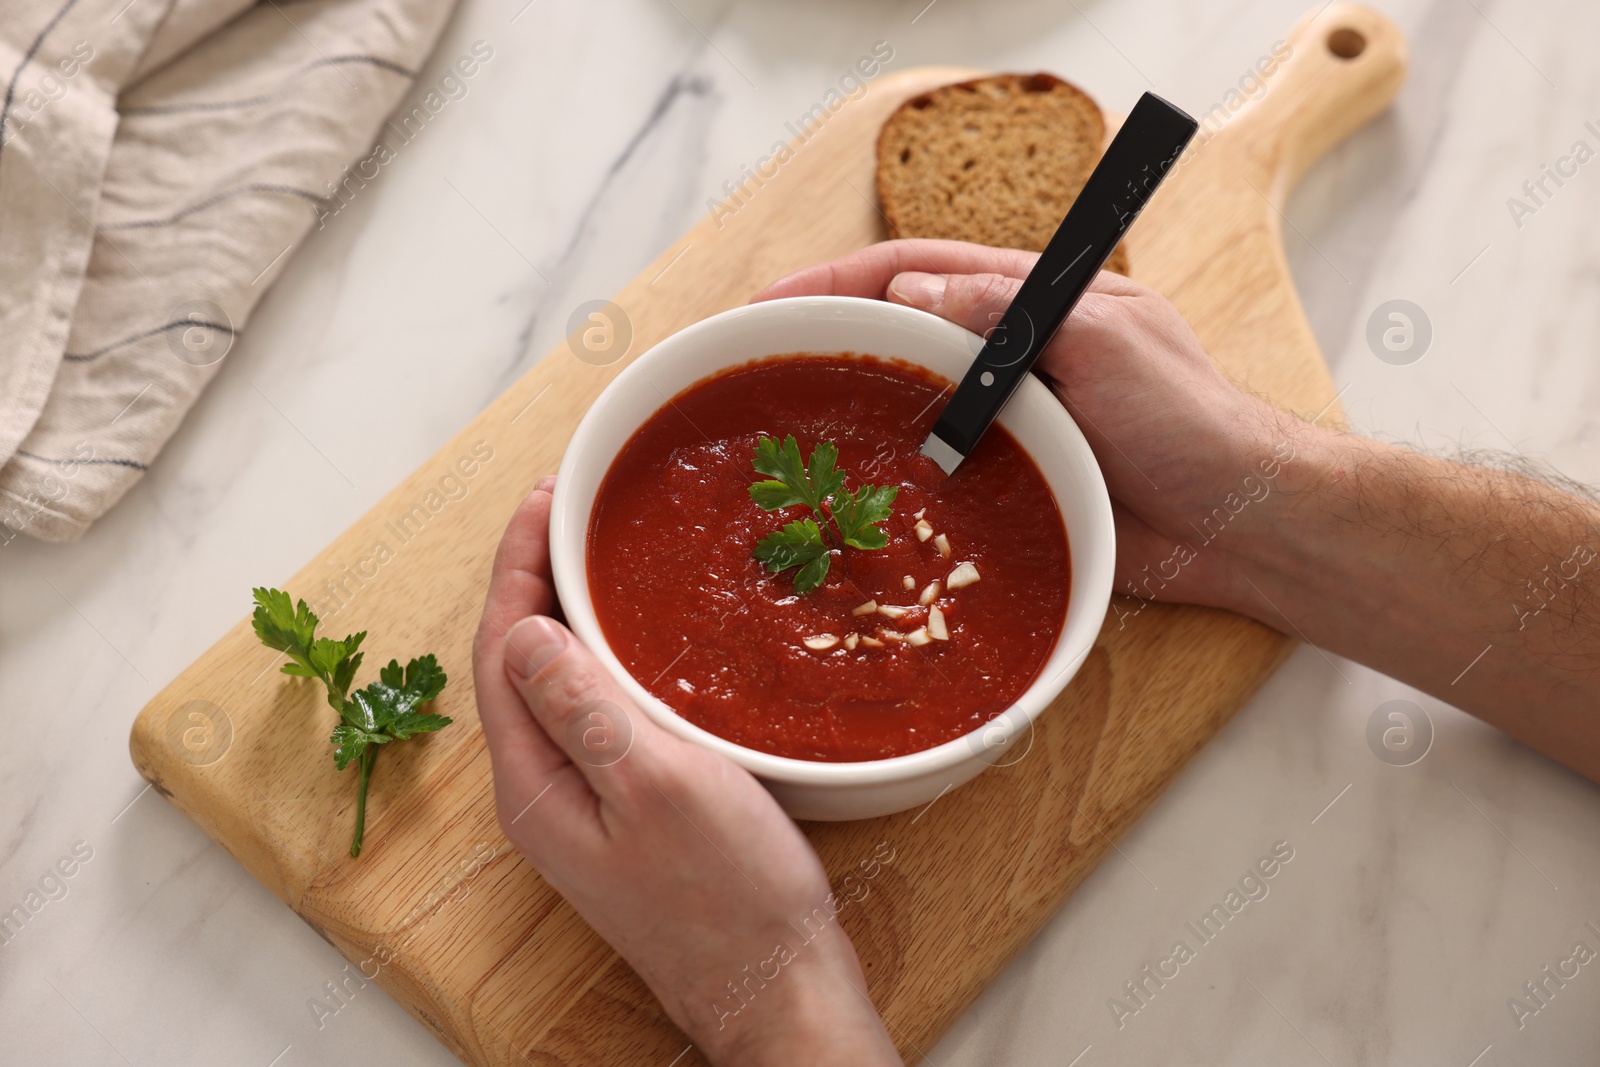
875, 72, 1129, 274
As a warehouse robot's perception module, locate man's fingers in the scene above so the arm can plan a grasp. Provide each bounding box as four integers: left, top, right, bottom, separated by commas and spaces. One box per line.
883, 266, 1146, 341
749, 238, 1152, 305
752, 239, 1040, 302
479, 479, 558, 646
474, 481, 572, 804
887, 271, 1023, 338
503, 616, 655, 797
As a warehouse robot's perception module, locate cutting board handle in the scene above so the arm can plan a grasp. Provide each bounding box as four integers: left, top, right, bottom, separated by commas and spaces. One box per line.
1195, 2, 1406, 198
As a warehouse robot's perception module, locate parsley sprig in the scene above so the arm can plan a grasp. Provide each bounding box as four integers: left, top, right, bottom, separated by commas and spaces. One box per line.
251, 587, 452, 858
748, 435, 897, 593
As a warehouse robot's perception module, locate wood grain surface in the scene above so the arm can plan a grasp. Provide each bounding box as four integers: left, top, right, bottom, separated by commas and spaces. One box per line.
129, 6, 1406, 1064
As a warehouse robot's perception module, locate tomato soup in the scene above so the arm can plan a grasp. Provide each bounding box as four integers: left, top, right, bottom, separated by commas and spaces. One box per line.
586, 354, 1069, 762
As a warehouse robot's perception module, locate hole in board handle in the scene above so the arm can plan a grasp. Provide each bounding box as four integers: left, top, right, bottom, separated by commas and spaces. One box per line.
1326, 27, 1366, 59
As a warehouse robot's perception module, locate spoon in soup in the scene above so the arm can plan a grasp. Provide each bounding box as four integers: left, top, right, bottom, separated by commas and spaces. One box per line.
919, 91, 1198, 476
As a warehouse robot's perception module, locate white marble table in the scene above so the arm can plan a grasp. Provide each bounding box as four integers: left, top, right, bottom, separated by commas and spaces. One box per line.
4, 0, 1599, 1063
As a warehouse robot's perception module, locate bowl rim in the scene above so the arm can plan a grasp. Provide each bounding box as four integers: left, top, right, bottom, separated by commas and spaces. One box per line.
550, 295, 1115, 788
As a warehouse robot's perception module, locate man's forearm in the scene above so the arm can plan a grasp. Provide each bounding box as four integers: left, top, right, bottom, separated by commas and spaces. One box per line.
1220, 419, 1600, 780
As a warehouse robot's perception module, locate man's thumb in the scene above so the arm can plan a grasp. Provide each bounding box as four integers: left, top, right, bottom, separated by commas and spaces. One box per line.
504, 615, 639, 772
887, 271, 1023, 338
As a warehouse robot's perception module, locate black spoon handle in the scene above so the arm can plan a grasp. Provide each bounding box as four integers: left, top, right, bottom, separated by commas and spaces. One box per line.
922, 92, 1197, 471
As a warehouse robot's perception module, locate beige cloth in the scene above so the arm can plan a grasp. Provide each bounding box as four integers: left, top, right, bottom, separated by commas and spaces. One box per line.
0, 0, 459, 542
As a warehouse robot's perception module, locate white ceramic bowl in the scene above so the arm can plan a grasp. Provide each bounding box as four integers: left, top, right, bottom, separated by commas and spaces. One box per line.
550, 296, 1114, 821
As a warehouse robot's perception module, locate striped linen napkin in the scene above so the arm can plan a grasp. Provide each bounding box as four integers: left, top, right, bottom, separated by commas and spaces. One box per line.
0, 0, 459, 543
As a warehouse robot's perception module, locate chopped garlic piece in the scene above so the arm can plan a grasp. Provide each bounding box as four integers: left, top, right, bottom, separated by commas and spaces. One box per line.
934, 533, 951, 558
902, 574, 916, 590
947, 562, 980, 589
928, 605, 949, 640
906, 627, 932, 646
860, 635, 885, 648
878, 629, 904, 642
918, 581, 940, 606
852, 600, 878, 616
844, 633, 859, 650
803, 634, 839, 651
914, 508, 926, 520
914, 519, 934, 542
877, 604, 910, 619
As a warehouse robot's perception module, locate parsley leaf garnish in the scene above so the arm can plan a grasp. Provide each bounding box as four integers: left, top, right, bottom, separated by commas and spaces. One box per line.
830, 484, 897, 550
251, 588, 452, 858
754, 518, 830, 593
749, 435, 843, 512
746, 435, 898, 592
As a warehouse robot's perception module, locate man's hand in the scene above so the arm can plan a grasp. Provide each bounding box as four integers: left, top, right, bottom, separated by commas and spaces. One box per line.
757, 239, 1600, 782
473, 478, 903, 1067
754, 238, 1297, 612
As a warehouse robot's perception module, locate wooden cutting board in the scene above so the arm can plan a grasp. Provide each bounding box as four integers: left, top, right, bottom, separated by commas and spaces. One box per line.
129, 6, 1404, 1064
